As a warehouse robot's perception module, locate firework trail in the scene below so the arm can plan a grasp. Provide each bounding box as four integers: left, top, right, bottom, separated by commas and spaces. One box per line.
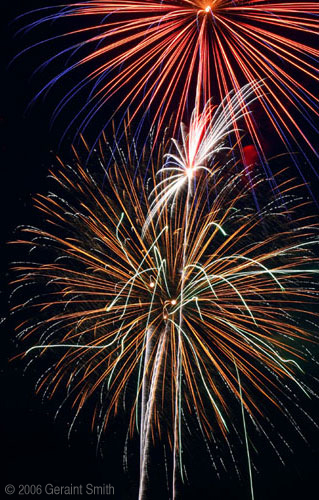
16, 1, 319, 181
11, 128, 319, 498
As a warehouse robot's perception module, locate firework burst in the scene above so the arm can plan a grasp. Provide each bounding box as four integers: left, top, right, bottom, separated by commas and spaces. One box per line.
10, 129, 319, 498
16, 1, 319, 178
144, 81, 260, 230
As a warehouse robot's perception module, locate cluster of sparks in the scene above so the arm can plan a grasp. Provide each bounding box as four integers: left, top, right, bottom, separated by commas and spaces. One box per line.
10, 1, 319, 498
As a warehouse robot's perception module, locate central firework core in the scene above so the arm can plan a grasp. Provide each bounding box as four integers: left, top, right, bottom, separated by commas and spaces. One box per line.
186, 166, 196, 179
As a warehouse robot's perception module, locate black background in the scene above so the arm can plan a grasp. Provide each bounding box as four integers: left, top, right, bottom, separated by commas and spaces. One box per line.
1, 2, 319, 499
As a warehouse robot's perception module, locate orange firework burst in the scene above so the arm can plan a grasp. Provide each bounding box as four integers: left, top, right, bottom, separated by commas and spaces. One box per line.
10, 129, 319, 498
17, 1, 319, 176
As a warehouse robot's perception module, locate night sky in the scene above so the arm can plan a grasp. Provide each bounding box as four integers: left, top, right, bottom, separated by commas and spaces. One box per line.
1, 2, 319, 499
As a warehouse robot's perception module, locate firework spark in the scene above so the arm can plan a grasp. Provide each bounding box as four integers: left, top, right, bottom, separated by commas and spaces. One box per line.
11, 131, 319, 498
16, 1, 319, 175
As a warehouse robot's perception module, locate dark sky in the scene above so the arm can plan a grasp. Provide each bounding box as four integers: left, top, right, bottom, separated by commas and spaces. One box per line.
1, 2, 319, 499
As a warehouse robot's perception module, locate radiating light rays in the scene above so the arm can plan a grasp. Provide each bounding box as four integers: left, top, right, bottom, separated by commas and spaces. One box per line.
10, 133, 319, 498
143, 81, 260, 231
16, 1, 319, 181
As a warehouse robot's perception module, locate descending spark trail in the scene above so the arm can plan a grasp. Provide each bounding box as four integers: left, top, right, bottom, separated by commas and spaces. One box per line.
233, 355, 254, 500
139, 328, 167, 500
16, 1, 319, 181
10, 127, 319, 497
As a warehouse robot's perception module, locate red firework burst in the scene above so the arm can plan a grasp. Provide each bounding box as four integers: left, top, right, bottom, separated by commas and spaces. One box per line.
17, 1, 319, 173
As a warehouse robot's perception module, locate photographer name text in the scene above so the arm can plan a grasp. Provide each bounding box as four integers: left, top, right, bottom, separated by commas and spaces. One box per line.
5, 484, 115, 496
